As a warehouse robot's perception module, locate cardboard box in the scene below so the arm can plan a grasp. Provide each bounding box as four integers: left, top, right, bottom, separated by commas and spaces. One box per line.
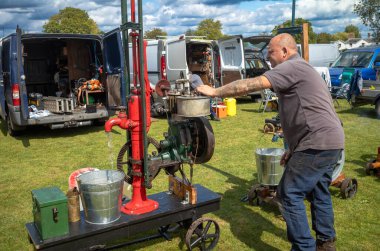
212, 105, 227, 118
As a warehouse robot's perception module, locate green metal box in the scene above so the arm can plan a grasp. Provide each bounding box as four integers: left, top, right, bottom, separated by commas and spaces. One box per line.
31, 187, 69, 240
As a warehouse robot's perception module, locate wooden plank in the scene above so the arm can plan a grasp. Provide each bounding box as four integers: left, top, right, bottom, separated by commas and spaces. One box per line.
168, 175, 197, 204
301, 23, 309, 62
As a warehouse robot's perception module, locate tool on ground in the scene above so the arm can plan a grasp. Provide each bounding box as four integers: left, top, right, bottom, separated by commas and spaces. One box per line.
365, 146, 380, 177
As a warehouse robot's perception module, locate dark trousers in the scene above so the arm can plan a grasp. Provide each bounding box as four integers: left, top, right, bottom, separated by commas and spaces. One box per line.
277, 149, 341, 251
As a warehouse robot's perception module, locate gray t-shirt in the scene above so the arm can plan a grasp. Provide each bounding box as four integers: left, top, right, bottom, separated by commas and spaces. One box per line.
264, 54, 344, 153
190, 74, 204, 89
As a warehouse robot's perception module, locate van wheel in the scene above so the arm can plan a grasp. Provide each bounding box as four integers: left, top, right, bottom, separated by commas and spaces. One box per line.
6, 116, 23, 136
375, 99, 380, 119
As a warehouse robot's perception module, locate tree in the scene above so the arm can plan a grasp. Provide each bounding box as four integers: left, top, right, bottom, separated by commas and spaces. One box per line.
333, 32, 349, 41
43, 7, 100, 34
272, 18, 317, 43
185, 28, 196, 36
344, 25, 361, 38
194, 19, 224, 40
144, 28, 167, 39
316, 32, 334, 43
354, 0, 380, 41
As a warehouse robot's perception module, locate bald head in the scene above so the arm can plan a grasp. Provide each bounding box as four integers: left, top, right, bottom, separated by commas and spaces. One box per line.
266, 33, 298, 67
274, 33, 298, 51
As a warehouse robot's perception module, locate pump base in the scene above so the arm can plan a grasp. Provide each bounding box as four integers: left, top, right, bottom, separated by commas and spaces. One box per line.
121, 199, 159, 215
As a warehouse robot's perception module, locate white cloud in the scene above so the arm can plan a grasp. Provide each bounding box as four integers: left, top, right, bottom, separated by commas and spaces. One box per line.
0, 0, 371, 38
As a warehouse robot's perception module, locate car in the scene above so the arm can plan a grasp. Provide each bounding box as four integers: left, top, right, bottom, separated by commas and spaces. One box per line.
329, 46, 380, 87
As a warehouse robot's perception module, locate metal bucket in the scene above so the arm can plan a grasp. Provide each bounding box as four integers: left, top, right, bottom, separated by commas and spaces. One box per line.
77, 170, 125, 224
176, 96, 210, 117
255, 148, 285, 186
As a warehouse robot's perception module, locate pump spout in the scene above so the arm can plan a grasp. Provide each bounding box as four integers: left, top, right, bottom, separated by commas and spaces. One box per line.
105, 111, 138, 132
105, 117, 122, 132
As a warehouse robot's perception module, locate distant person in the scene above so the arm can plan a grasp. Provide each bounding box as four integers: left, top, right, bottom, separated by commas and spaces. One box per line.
196, 33, 344, 251
190, 73, 220, 121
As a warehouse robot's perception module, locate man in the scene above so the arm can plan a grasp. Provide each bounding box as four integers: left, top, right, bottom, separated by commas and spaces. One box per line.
190, 73, 220, 121
196, 33, 344, 251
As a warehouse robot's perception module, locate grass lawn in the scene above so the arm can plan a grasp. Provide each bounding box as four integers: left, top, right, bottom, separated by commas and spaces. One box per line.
0, 98, 379, 250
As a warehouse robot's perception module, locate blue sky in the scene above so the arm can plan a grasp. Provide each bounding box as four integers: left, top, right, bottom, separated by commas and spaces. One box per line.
0, 0, 371, 39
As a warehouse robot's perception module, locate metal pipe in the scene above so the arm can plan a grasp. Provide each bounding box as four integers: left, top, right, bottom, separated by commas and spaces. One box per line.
137, 0, 149, 187
291, 0, 296, 26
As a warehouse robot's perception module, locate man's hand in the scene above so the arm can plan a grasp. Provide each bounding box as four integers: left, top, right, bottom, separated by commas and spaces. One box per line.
196, 85, 218, 97
280, 150, 291, 166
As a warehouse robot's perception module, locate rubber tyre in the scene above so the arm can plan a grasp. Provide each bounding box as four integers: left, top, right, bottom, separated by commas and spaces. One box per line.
375, 99, 380, 119
6, 115, 24, 136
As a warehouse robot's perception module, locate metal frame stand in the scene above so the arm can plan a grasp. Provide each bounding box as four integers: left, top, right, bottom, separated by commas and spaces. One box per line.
26, 184, 220, 250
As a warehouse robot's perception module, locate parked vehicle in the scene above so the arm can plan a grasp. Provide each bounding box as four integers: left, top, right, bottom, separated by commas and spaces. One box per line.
218, 35, 272, 100
352, 79, 380, 118
0, 28, 125, 136
329, 46, 380, 87
297, 44, 340, 68
144, 35, 219, 116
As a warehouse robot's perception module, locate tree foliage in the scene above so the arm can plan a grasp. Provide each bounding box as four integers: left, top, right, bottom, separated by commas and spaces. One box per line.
333, 32, 349, 41
344, 25, 361, 38
43, 7, 100, 34
185, 28, 196, 36
316, 32, 334, 43
144, 28, 167, 39
272, 18, 317, 43
354, 0, 380, 40
194, 19, 224, 40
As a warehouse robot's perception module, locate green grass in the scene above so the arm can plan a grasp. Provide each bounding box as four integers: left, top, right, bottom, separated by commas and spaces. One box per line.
0, 98, 379, 250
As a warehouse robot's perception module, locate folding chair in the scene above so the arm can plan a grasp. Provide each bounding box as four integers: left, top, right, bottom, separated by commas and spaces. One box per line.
331, 68, 355, 107
259, 89, 278, 113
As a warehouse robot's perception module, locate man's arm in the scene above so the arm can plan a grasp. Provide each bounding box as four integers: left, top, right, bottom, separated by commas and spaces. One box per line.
196, 75, 272, 98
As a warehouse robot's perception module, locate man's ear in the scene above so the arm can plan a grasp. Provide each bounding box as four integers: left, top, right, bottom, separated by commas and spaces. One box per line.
282, 47, 288, 58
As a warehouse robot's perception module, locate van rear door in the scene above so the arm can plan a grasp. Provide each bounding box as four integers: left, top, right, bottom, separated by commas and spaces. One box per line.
218, 36, 244, 85
0, 41, 5, 119
102, 28, 126, 107
166, 36, 187, 84
16, 27, 29, 120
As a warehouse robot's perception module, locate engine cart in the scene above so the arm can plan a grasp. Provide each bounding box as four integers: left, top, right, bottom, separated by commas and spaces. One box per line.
365, 146, 380, 177
26, 0, 221, 250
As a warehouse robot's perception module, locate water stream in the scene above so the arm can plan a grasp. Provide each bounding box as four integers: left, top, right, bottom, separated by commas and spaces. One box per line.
106, 132, 115, 170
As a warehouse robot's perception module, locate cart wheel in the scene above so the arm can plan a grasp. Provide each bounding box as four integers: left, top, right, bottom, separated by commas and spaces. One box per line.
340, 178, 358, 199
263, 123, 275, 133
185, 217, 220, 251
248, 184, 261, 206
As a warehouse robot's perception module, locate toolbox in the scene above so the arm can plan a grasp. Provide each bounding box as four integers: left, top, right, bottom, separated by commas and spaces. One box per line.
44, 96, 74, 113
31, 187, 69, 240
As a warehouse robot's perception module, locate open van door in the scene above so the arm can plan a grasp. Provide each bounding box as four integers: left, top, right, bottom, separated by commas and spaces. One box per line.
102, 28, 126, 107
166, 36, 187, 84
0, 41, 5, 119
15, 27, 29, 121
218, 36, 244, 86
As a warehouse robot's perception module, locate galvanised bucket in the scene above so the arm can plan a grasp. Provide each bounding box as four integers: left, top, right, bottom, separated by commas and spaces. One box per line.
77, 170, 124, 224
255, 148, 285, 186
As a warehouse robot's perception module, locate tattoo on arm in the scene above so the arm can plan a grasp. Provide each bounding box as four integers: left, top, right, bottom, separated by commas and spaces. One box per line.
216, 77, 264, 97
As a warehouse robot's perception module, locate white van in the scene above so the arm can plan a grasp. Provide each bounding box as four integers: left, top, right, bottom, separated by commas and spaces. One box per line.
145, 35, 219, 116
218, 35, 272, 99
297, 43, 340, 67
